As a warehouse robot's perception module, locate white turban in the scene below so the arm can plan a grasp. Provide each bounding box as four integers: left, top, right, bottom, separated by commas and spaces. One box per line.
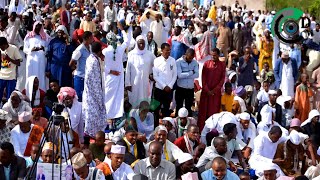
178, 107, 188, 118
260, 105, 273, 125
289, 130, 301, 145
55, 25, 68, 35
301, 109, 320, 126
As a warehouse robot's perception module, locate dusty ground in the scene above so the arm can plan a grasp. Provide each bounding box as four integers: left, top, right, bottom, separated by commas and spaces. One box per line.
214, 0, 266, 11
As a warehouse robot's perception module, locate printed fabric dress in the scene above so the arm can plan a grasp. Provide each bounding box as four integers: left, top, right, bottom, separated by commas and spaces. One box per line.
83, 54, 106, 137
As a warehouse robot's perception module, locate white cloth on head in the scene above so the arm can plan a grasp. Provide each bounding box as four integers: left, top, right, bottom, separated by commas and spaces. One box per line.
104, 28, 132, 119
9, 0, 26, 15
18, 111, 31, 123
289, 130, 301, 145
249, 131, 287, 177
178, 107, 189, 118
201, 112, 242, 145
178, 152, 193, 164
162, 117, 175, 127
111, 145, 126, 154
156, 125, 168, 134
125, 35, 155, 106
301, 109, 320, 126
239, 112, 250, 120
55, 25, 69, 35
304, 165, 320, 179
25, 76, 41, 106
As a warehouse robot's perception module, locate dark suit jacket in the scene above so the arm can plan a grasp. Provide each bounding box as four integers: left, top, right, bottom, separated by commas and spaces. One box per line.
0, 155, 27, 180
257, 102, 283, 126
117, 139, 146, 165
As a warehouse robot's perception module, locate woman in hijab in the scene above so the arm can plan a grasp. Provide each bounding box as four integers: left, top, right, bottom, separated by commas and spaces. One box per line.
23, 21, 50, 91
2, 90, 32, 129
22, 76, 46, 111
125, 35, 156, 106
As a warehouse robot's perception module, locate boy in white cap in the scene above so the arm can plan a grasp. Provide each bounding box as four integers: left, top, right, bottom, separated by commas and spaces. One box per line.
273, 130, 305, 176
102, 145, 135, 180
175, 107, 197, 138
72, 152, 104, 180
0, 109, 11, 143
10, 111, 44, 158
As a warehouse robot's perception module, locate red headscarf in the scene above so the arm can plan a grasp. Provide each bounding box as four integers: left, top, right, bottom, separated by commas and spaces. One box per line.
25, 21, 50, 41
194, 31, 212, 61
57, 87, 77, 103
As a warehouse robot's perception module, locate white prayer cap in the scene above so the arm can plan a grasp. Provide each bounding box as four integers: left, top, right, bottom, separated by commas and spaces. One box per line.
301, 109, 320, 126
317, 147, 320, 156
178, 13, 183, 16
55, 25, 68, 35
281, 51, 289, 58
110, 145, 126, 155
251, 9, 255, 12
268, 90, 277, 95
228, 72, 237, 81
18, 111, 31, 123
71, 152, 87, 169
289, 130, 301, 145
178, 107, 188, 118
178, 153, 193, 164
263, 163, 278, 171
237, 9, 241, 12
72, 11, 76, 15
282, 95, 292, 102
205, 18, 213, 23
271, 11, 276, 15
260, 105, 273, 124
42, 142, 56, 152
239, 112, 250, 120
245, 85, 253, 92
155, 125, 168, 134
31, 1, 38, 5
162, 117, 175, 127
0, 109, 10, 121
22, 12, 29, 17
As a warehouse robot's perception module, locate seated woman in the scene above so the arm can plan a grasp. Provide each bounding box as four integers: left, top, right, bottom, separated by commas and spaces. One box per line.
22, 76, 46, 113
2, 90, 32, 129
30, 108, 48, 130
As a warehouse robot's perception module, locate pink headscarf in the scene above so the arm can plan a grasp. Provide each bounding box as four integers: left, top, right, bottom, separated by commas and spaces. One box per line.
25, 21, 49, 41
194, 31, 212, 61
57, 87, 77, 103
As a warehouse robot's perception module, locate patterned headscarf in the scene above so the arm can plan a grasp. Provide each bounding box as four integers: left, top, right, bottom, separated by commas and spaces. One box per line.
25, 21, 50, 41
106, 31, 118, 61
57, 87, 77, 103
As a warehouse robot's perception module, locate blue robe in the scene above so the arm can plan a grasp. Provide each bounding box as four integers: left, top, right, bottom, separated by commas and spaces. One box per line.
46, 38, 75, 87
170, 40, 188, 60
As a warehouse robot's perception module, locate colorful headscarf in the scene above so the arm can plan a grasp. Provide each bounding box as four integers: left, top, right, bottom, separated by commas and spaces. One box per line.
194, 31, 212, 61
106, 31, 118, 61
25, 21, 49, 41
57, 87, 77, 103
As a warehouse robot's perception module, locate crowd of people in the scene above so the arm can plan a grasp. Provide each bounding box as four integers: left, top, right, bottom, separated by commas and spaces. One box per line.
0, 0, 320, 179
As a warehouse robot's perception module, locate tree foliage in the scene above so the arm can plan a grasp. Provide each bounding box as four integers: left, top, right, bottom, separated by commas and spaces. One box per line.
265, 0, 319, 17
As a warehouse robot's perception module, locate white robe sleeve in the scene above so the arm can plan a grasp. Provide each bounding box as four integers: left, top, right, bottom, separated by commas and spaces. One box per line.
168, 59, 177, 89
10, 129, 23, 157
23, 38, 32, 55
125, 54, 132, 87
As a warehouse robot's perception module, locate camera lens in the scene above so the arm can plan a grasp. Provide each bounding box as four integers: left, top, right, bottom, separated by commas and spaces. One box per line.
283, 20, 299, 35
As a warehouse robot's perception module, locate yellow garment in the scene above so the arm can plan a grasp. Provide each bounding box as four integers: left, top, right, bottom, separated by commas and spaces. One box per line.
258, 37, 274, 72
208, 5, 217, 23
163, 142, 169, 161
221, 93, 234, 112
123, 137, 138, 158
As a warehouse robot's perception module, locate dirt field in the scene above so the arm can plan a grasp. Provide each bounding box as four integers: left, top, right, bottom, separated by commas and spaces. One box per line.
214, 0, 266, 11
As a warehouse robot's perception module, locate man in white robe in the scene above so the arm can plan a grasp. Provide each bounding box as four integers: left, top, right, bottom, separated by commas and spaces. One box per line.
161, 13, 171, 45
23, 21, 50, 91
103, 0, 117, 32
140, 11, 152, 36
125, 35, 155, 107
249, 126, 287, 177
200, 111, 242, 145
103, 24, 132, 120
150, 14, 164, 48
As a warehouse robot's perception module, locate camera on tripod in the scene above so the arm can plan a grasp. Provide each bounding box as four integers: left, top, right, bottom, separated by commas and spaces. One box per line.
52, 103, 66, 125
